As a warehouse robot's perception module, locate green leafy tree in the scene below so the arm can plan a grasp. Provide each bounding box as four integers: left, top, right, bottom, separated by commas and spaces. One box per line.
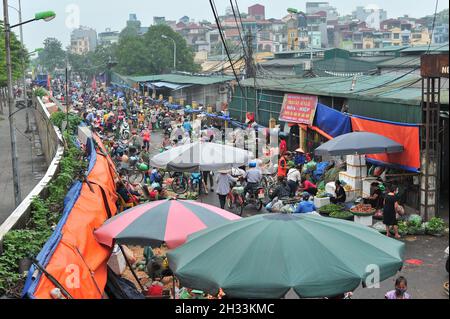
115, 35, 152, 75
144, 24, 200, 74
115, 24, 200, 75
120, 25, 140, 39
0, 21, 29, 86
68, 44, 117, 80
37, 37, 66, 74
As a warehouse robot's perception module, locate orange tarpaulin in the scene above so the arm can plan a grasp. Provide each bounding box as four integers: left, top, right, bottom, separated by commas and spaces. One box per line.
32, 137, 117, 299
351, 116, 420, 172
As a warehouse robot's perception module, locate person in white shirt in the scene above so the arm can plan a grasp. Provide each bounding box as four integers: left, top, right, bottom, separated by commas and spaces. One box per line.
286, 164, 302, 197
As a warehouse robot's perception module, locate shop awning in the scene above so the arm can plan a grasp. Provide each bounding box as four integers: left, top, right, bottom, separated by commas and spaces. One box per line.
145, 82, 192, 90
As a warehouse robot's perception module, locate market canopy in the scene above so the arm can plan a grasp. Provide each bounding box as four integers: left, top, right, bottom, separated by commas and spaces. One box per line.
168, 213, 405, 299
314, 131, 404, 156
150, 141, 254, 172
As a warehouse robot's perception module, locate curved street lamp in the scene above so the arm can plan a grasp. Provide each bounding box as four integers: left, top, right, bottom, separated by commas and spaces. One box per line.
161, 34, 177, 71
2, 0, 56, 207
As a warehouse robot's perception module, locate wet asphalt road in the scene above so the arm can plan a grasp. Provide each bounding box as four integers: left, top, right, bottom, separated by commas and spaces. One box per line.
148, 129, 449, 299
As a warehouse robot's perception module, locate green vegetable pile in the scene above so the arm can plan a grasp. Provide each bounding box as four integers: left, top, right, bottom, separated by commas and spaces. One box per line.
425, 217, 446, 236
375, 215, 447, 237
407, 214, 425, 235
319, 204, 343, 214
329, 211, 353, 220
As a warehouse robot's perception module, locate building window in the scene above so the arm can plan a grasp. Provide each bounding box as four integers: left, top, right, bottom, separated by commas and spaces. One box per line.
393, 33, 400, 39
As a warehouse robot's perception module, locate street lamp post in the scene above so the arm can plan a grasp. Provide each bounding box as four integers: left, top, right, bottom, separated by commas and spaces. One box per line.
9, 0, 32, 133
161, 34, 177, 71
2, 0, 55, 207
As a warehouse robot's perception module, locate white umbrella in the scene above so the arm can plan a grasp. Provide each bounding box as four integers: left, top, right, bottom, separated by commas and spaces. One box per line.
150, 141, 254, 172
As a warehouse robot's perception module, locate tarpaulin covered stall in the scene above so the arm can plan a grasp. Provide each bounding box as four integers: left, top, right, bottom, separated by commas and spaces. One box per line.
313, 103, 352, 138
351, 115, 420, 172
22, 135, 118, 299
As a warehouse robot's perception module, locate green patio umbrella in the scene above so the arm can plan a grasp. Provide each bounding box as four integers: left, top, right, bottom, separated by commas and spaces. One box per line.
167, 214, 405, 299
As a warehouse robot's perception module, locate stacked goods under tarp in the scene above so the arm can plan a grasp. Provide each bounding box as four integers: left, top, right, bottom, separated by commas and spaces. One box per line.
22, 134, 118, 299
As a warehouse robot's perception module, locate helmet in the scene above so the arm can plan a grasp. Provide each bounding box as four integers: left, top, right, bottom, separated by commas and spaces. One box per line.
302, 192, 310, 201
138, 163, 149, 171
378, 184, 386, 192
249, 162, 257, 168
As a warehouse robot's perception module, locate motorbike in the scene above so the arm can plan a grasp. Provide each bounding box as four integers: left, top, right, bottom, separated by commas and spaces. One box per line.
165, 126, 173, 137
130, 112, 138, 127
244, 185, 265, 212
190, 172, 203, 193
120, 121, 131, 140
231, 180, 265, 216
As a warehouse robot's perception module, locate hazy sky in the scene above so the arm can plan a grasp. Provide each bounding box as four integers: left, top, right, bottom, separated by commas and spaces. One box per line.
1, 0, 448, 51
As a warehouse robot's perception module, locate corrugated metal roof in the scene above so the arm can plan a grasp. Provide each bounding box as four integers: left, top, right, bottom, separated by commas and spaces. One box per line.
400, 43, 449, 52
128, 74, 234, 85
259, 59, 312, 67
239, 75, 449, 105
313, 57, 377, 73
352, 56, 395, 63
377, 56, 420, 68
349, 46, 408, 53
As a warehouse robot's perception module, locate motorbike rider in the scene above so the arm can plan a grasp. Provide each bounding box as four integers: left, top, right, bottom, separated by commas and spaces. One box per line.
243, 162, 262, 199
161, 134, 172, 149
162, 113, 171, 131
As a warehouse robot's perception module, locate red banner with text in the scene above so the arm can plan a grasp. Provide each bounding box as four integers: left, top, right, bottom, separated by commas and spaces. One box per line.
279, 94, 318, 125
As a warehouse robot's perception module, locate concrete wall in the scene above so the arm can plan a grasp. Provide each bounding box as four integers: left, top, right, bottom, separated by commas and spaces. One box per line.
32, 97, 62, 165
0, 96, 64, 252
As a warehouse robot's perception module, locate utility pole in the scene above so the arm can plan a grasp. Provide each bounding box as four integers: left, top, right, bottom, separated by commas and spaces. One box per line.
3, 0, 22, 206
245, 32, 256, 79
16, 0, 31, 134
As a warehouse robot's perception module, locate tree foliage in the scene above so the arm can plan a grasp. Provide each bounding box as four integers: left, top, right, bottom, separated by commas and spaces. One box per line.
68, 44, 117, 81
36, 38, 66, 74
115, 24, 200, 75
0, 21, 30, 86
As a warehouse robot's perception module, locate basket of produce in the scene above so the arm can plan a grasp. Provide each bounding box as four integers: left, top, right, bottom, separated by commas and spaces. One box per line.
343, 184, 353, 192
350, 204, 376, 217
318, 204, 344, 216
329, 211, 354, 221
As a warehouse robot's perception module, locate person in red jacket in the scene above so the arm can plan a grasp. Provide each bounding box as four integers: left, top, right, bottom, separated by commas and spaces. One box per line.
279, 137, 287, 156
141, 128, 151, 152
278, 154, 288, 178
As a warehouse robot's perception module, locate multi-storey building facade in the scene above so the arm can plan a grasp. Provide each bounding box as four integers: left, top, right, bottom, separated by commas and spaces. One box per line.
70, 26, 97, 54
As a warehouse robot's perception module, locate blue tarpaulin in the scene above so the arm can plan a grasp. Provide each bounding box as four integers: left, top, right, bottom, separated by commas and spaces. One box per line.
313, 103, 352, 138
